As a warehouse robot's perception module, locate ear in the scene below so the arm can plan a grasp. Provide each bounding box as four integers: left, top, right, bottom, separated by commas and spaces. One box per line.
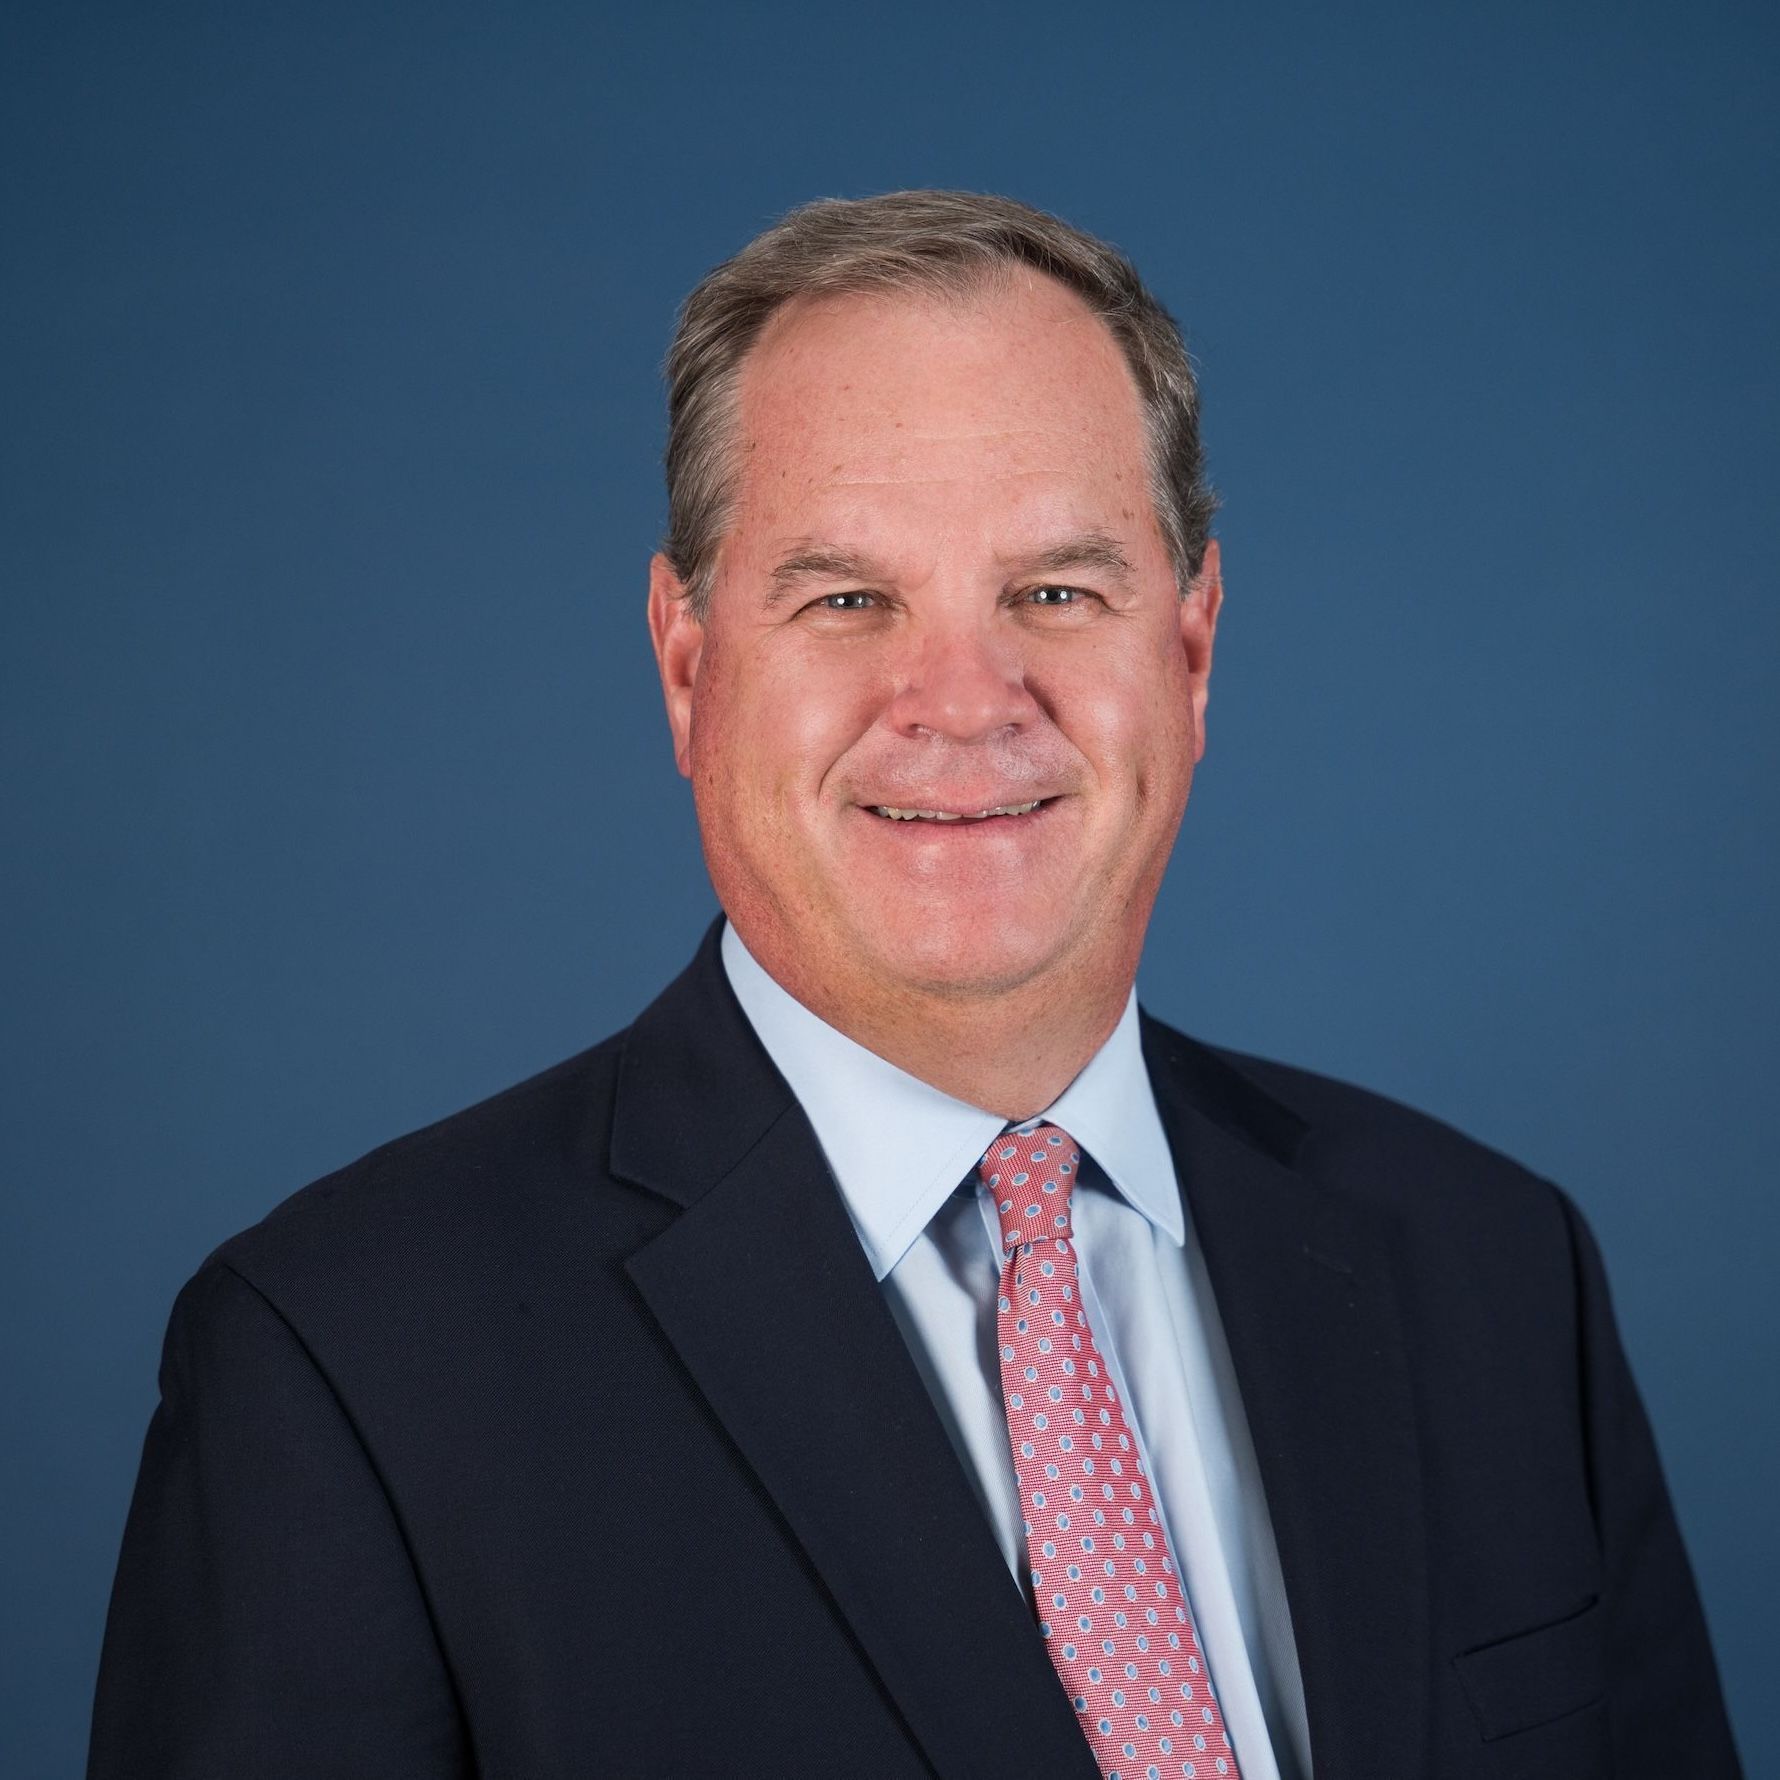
1178, 537, 1222, 764
647, 552, 703, 779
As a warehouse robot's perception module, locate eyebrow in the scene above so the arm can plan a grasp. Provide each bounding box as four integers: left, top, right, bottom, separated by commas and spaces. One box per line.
763, 529, 1136, 605
1007, 530, 1135, 585
766, 544, 884, 604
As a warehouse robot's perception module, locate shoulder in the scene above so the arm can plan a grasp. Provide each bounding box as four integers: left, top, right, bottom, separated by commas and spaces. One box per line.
1145, 1018, 1611, 1381
1143, 1009, 1583, 1257
1226, 1042, 1548, 1187
198, 1030, 633, 1315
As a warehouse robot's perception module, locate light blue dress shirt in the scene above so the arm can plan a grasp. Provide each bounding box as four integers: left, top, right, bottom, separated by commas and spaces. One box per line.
720, 919, 1312, 1780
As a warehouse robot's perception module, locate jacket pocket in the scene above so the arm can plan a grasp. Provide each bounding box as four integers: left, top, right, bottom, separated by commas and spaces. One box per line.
1452, 1595, 1607, 1741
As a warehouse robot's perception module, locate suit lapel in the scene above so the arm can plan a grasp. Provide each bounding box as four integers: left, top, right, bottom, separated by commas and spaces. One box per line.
609, 924, 1101, 1780
1141, 1015, 1432, 1780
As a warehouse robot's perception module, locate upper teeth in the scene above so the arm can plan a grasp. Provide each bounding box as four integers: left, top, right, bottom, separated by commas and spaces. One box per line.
871, 801, 1043, 821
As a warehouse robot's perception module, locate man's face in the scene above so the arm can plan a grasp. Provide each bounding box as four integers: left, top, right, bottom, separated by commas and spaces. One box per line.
649, 271, 1220, 1014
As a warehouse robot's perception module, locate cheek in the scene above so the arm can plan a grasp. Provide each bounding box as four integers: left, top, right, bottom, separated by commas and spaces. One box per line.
1058, 646, 1192, 796
693, 642, 881, 810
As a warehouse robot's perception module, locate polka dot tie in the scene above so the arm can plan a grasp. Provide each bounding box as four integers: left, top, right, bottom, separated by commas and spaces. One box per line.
981, 1122, 1243, 1780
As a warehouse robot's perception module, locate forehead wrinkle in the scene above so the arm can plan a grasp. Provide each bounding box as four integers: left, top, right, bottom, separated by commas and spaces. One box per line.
818, 466, 1120, 491
875, 425, 1064, 441
773, 419, 1146, 497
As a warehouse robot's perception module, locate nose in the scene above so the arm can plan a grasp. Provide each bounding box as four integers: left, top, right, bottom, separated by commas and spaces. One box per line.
881, 619, 1042, 744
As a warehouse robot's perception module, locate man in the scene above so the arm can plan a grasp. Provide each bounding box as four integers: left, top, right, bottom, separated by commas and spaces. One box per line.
89, 191, 1739, 1778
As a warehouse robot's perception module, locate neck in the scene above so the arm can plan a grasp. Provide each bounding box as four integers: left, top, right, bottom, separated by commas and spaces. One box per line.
734, 927, 1139, 1121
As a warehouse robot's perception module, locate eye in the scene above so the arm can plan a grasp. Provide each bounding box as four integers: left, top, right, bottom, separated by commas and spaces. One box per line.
1024, 584, 1094, 607
812, 591, 877, 611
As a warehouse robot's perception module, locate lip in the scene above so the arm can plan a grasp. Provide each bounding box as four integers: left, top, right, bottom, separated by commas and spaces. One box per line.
848, 794, 1066, 832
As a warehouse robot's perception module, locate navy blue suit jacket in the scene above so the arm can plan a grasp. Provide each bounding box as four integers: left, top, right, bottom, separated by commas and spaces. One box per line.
89, 921, 1740, 1776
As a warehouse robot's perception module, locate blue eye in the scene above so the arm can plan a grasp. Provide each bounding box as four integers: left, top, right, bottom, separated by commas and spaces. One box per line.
1028, 585, 1083, 604
818, 591, 876, 610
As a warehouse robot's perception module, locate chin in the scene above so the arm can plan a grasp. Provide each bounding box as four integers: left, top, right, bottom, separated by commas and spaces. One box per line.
855, 911, 1070, 1001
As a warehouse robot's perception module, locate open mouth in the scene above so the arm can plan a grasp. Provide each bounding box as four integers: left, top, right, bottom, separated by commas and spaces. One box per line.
864, 797, 1057, 824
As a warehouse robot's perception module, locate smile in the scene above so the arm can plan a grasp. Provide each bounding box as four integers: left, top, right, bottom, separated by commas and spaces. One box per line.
866, 799, 1052, 823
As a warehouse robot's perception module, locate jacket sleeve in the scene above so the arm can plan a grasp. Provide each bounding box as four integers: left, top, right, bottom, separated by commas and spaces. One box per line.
87, 1260, 469, 1778
1557, 1189, 1743, 1776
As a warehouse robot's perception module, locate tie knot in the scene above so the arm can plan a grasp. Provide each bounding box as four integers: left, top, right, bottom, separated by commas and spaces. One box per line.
977, 1122, 1080, 1255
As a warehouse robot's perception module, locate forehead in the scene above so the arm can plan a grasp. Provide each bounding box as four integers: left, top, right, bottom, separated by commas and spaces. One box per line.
724, 272, 1159, 560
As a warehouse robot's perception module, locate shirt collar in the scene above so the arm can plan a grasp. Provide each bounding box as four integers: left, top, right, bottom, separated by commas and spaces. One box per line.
719, 920, 1184, 1281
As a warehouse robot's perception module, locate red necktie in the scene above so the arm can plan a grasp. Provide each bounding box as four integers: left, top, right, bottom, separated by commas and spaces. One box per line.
981, 1122, 1244, 1780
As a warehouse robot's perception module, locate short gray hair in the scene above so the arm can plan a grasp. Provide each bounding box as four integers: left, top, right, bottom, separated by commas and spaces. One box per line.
660, 189, 1217, 618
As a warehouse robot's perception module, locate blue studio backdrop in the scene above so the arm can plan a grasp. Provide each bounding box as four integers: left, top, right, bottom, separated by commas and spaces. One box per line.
3, 3, 1775, 1772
